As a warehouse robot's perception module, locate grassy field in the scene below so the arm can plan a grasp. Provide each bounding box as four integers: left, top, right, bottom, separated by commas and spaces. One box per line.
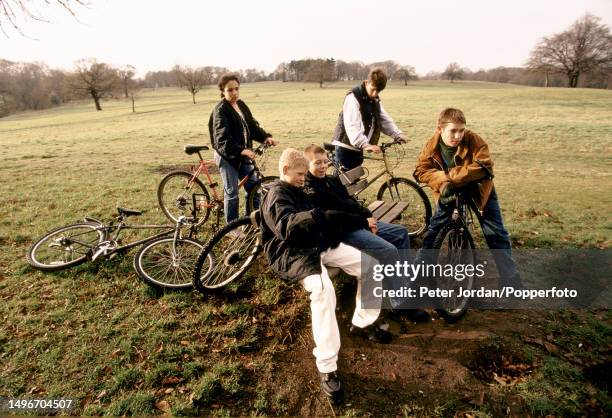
1, 81, 611, 416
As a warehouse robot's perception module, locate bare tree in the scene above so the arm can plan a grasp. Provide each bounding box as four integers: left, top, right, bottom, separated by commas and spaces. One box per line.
443, 62, 464, 83
528, 14, 612, 88
525, 47, 558, 87
394, 65, 417, 85
370, 60, 399, 80
173, 65, 207, 104
117, 65, 136, 98
305, 58, 335, 88
0, 0, 89, 36
69, 59, 120, 111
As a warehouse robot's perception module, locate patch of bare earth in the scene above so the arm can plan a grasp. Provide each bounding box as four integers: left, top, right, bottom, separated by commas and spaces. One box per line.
263, 283, 549, 416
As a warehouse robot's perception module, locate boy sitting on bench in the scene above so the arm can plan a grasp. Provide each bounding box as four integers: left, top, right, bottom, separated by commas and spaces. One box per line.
260, 148, 392, 402
303, 144, 428, 320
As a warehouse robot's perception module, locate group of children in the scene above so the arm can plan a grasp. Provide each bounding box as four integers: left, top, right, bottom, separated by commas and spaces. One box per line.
210, 68, 521, 402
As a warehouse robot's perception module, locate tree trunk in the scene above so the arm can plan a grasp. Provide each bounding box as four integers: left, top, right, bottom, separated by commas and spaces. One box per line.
131, 94, 135, 113
192, 92, 196, 104
319, 80, 323, 88
568, 72, 579, 88
404, 78, 407, 86
124, 83, 129, 98
544, 72, 549, 88
91, 92, 102, 111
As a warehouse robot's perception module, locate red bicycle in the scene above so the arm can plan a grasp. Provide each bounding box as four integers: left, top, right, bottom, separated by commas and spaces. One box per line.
157, 143, 277, 230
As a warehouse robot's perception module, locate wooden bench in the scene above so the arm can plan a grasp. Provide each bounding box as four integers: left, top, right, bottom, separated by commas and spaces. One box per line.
366, 200, 409, 223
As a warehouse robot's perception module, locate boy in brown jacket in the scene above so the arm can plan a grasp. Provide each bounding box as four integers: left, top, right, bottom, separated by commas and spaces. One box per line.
414, 107, 522, 288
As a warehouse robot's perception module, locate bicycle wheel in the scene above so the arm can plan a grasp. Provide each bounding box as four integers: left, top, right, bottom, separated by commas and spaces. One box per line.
157, 171, 211, 227
133, 236, 213, 290
246, 176, 279, 214
192, 216, 263, 293
376, 177, 432, 238
432, 222, 476, 323
26, 222, 106, 271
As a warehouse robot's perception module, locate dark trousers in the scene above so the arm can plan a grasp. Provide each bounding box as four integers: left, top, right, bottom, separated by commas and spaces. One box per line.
335, 146, 363, 170
420, 189, 521, 287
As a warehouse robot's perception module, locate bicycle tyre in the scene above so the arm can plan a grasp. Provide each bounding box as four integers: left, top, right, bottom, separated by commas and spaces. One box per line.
157, 171, 211, 227
432, 222, 476, 323
26, 222, 107, 271
192, 216, 263, 293
246, 176, 279, 214
133, 236, 213, 290
376, 177, 432, 238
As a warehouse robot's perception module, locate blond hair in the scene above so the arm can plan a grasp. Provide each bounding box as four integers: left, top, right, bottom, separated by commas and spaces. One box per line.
278, 148, 309, 177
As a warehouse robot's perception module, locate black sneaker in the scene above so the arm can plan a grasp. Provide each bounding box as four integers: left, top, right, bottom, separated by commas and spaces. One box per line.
320, 371, 343, 402
392, 309, 431, 323
349, 323, 393, 344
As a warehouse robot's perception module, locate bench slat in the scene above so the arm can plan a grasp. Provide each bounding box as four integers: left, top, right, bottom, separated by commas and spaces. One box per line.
339, 166, 366, 186
379, 201, 409, 223
367, 200, 385, 214
345, 179, 368, 196
370, 201, 396, 220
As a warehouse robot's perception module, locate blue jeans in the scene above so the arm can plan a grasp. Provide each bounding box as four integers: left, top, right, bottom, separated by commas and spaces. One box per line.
343, 221, 411, 309
215, 152, 258, 223
420, 189, 520, 286
343, 221, 410, 254
335, 146, 363, 170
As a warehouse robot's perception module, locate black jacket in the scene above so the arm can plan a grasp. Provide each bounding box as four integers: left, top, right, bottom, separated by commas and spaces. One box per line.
303, 172, 372, 221
208, 99, 271, 168
261, 180, 366, 282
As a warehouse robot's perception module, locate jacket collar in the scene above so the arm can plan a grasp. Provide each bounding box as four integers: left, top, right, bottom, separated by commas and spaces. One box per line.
426, 130, 472, 166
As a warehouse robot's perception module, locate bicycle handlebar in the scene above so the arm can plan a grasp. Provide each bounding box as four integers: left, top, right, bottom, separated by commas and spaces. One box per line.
380, 138, 406, 151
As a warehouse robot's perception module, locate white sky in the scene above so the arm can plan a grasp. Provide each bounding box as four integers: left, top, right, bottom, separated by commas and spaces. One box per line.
2, 0, 611, 77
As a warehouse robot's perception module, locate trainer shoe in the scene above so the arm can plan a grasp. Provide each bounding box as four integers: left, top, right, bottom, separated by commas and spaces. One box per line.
319, 371, 343, 403
391, 309, 431, 323
349, 323, 393, 344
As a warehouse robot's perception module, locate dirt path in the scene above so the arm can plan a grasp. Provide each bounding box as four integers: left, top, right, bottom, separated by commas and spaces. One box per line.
265, 298, 548, 416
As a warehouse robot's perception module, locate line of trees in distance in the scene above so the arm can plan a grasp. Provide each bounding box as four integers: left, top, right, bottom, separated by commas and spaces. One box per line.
1, 14, 609, 116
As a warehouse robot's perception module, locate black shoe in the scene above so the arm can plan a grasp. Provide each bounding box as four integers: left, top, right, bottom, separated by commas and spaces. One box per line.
392, 309, 431, 323
349, 323, 393, 344
320, 371, 343, 402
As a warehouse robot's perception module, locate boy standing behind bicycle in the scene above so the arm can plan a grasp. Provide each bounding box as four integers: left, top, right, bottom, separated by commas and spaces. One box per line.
413, 108, 523, 288
331, 68, 408, 170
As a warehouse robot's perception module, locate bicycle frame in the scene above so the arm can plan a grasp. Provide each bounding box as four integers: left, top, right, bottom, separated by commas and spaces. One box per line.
186, 143, 270, 207
328, 140, 403, 198
83, 215, 178, 261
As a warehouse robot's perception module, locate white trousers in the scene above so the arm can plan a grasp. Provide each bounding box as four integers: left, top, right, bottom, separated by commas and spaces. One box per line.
300, 243, 381, 373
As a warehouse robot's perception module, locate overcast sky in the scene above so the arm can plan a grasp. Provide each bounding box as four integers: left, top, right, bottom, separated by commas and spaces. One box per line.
2, 0, 611, 76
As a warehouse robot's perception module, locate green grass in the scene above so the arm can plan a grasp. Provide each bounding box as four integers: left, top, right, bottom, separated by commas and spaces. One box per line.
0, 80, 611, 415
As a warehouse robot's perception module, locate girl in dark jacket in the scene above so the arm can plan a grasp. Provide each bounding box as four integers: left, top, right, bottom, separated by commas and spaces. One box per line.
208, 73, 278, 223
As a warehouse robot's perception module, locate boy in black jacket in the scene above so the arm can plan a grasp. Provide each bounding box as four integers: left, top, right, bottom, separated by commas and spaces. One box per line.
261, 148, 391, 402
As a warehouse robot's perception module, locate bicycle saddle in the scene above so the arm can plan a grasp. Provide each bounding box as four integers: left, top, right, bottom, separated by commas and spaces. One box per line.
184, 144, 209, 155
117, 207, 143, 217
323, 143, 335, 152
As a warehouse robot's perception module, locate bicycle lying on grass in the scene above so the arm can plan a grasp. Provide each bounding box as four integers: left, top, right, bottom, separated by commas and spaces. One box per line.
26, 207, 212, 290
324, 140, 432, 237
157, 143, 278, 230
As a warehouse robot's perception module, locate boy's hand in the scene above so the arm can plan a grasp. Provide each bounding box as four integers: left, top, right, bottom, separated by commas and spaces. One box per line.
367, 218, 378, 234
441, 183, 454, 196
265, 137, 279, 146
364, 144, 382, 153
440, 183, 456, 205
241, 149, 257, 159
396, 134, 408, 144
